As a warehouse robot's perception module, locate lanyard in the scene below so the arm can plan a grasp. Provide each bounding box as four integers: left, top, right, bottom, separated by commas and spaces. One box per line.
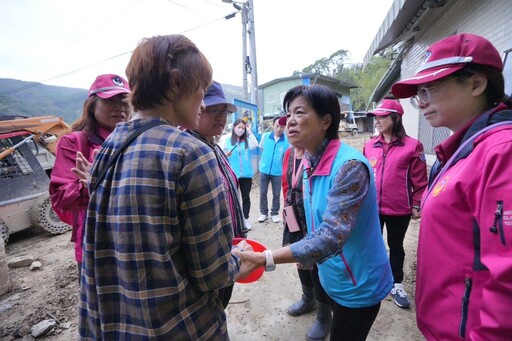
291, 154, 304, 189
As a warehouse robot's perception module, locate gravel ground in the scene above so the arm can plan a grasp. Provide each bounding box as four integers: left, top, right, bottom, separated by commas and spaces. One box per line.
0, 133, 425, 340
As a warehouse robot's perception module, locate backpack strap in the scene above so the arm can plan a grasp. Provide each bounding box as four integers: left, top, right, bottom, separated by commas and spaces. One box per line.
455, 109, 512, 163
90, 120, 166, 192
429, 110, 512, 185
426, 120, 512, 198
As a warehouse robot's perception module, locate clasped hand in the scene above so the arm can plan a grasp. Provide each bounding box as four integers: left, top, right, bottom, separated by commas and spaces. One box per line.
232, 240, 266, 281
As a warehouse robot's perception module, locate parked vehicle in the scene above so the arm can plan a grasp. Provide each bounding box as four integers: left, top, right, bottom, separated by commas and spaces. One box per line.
339, 111, 360, 136
0, 115, 72, 242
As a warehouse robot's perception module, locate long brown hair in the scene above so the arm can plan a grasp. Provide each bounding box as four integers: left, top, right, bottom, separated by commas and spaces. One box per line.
71, 96, 100, 137
389, 113, 407, 139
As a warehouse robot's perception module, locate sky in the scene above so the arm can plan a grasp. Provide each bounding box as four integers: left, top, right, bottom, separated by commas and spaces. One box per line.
0, 0, 395, 91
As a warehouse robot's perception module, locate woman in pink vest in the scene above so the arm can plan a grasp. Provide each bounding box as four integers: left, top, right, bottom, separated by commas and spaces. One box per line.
49, 74, 130, 277
363, 99, 427, 309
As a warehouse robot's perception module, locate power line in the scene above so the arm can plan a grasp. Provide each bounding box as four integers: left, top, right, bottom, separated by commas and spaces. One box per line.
183, 12, 237, 33
0, 51, 133, 96
1, 10, 234, 96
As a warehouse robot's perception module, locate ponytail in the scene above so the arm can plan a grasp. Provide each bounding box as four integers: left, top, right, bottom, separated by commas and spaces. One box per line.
501, 94, 512, 108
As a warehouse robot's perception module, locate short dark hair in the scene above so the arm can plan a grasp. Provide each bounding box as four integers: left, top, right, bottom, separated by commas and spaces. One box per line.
454, 64, 512, 108
283, 84, 341, 140
126, 34, 213, 112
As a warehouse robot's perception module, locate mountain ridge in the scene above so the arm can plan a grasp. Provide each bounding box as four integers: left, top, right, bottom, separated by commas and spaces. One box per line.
0, 78, 243, 125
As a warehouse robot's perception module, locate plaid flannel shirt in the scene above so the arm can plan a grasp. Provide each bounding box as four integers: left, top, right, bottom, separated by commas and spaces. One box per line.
79, 118, 239, 340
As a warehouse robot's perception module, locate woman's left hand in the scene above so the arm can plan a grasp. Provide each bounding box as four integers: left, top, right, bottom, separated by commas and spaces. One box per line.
236, 250, 266, 281
72, 149, 98, 187
231, 240, 253, 255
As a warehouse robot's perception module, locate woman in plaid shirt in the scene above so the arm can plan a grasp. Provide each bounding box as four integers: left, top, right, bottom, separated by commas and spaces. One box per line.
79, 34, 248, 341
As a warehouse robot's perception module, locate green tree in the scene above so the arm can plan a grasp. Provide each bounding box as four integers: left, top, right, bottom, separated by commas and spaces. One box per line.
293, 50, 350, 76
340, 53, 391, 111
293, 50, 392, 111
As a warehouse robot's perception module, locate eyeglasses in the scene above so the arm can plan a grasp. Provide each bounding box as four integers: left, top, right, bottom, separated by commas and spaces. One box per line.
203, 108, 232, 116
410, 84, 441, 109
410, 76, 462, 109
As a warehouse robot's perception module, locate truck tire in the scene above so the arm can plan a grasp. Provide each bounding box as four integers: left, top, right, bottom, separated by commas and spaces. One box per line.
351, 129, 359, 136
29, 194, 72, 235
0, 219, 8, 243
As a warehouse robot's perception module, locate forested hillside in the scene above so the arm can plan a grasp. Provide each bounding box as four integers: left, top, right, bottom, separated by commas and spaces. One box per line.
0, 78, 243, 125
0, 78, 87, 124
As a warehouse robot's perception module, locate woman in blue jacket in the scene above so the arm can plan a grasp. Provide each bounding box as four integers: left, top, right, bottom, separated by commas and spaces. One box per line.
239, 84, 393, 340
224, 119, 258, 229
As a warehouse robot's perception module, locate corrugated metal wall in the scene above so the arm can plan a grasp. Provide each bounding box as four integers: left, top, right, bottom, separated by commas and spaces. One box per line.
397, 0, 512, 161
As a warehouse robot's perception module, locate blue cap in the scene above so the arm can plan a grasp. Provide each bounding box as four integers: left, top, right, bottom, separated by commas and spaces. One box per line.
204, 81, 237, 113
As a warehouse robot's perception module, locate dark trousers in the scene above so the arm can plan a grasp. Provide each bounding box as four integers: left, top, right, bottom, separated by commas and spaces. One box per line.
238, 177, 252, 219
379, 214, 411, 283
297, 264, 330, 304
218, 284, 234, 308
329, 301, 381, 341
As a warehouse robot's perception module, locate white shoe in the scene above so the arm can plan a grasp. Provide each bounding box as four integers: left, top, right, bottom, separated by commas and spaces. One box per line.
244, 219, 252, 230
258, 214, 268, 223
271, 215, 281, 223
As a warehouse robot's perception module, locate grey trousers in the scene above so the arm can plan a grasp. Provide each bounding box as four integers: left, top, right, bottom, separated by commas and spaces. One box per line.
259, 172, 282, 216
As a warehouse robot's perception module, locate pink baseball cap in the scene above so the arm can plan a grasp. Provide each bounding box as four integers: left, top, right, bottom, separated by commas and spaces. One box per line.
391, 33, 503, 98
368, 99, 404, 116
277, 116, 288, 126
88, 74, 131, 99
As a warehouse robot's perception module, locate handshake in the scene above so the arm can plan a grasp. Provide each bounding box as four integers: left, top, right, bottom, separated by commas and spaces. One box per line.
232, 239, 274, 283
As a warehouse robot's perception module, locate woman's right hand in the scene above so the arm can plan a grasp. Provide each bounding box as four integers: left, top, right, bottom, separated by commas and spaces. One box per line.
411, 207, 421, 220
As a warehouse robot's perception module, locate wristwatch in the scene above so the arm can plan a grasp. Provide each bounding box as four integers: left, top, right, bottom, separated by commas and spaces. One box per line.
264, 250, 276, 272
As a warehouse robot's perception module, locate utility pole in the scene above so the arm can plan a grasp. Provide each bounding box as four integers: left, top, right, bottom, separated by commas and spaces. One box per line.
241, 3, 248, 101
246, 0, 258, 109
223, 0, 258, 108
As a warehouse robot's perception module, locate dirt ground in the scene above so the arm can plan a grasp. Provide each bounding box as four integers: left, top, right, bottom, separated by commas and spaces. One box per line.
0, 133, 425, 340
